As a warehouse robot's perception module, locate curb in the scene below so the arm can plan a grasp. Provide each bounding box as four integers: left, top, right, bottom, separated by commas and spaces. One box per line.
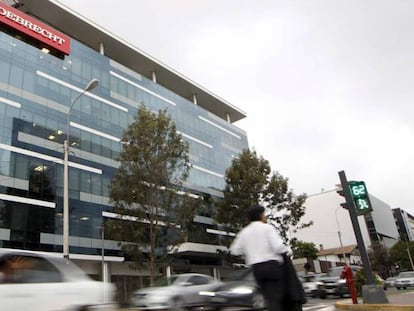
335, 302, 414, 311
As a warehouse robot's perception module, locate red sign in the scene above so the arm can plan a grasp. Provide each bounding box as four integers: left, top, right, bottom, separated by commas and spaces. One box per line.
0, 4, 70, 55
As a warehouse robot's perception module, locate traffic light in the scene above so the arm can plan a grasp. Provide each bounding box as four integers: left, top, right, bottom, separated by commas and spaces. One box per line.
349, 181, 372, 215
336, 187, 348, 209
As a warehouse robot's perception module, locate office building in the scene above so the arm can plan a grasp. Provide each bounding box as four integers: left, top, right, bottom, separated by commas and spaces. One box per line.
393, 208, 414, 241
0, 0, 248, 293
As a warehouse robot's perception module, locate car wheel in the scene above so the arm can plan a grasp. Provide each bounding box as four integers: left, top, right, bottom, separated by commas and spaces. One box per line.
397, 287, 401, 290
319, 293, 326, 299
251, 291, 266, 310
169, 297, 186, 311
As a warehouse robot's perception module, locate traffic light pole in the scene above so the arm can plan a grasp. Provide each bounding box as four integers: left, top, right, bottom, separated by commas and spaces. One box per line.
338, 170, 388, 303
338, 170, 375, 285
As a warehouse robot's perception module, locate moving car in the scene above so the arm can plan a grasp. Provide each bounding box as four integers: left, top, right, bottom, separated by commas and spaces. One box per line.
130, 273, 222, 310
395, 271, 414, 290
383, 276, 397, 290
317, 266, 360, 299
199, 269, 266, 310
0, 248, 117, 311
299, 273, 326, 298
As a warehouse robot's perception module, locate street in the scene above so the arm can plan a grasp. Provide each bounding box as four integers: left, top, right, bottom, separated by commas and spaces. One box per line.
304, 297, 342, 311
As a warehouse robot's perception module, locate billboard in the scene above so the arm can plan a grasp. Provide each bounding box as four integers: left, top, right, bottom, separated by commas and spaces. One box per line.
0, 3, 70, 55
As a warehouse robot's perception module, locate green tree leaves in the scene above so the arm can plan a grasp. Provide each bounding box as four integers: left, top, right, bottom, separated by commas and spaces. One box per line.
216, 149, 311, 244
291, 240, 318, 260
108, 106, 197, 285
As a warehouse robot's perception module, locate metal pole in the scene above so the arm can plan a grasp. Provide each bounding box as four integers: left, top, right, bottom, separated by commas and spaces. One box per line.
338, 170, 375, 285
407, 242, 414, 270
63, 139, 69, 258
62, 79, 99, 258
335, 207, 347, 264
102, 225, 105, 282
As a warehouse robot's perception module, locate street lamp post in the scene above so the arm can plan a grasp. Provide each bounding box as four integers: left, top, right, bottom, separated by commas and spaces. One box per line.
335, 207, 347, 264
63, 78, 99, 258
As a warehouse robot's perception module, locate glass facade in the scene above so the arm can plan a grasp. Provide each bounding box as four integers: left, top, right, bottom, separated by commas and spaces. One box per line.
0, 28, 248, 255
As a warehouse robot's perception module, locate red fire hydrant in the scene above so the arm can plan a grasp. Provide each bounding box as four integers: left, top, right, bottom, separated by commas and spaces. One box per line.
341, 266, 358, 304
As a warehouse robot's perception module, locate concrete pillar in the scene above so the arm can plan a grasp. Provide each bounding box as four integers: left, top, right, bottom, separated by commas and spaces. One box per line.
99, 42, 104, 55
152, 71, 157, 83
226, 113, 231, 123
102, 261, 111, 283
166, 265, 172, 277
213, 267, 220, 280
192, 94, 198, 106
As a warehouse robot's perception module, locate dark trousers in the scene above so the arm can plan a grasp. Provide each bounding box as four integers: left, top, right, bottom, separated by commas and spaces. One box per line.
252, 260, 285, 311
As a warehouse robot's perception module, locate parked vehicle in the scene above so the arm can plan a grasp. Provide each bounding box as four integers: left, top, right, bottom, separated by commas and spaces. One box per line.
0, 248, 117, 311
317, 266, 361, 299
299, 273, 326, 298
383, 276, 397, 290
130, 273, 222, 310
395, 271, 414, 290
198, 269, 265, 310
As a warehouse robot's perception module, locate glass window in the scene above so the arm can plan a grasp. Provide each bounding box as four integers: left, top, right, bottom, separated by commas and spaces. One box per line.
91, 174, 102, 195
14, 155, 29, 179
80, 131, 91, 153
91, 134, 101, 155
0, 149, 11, 176
80, 171, 91, 193
69, 168, 80, 191
28, 160, 55, 201
0, 57, 11, 83
0, 254, 63, 283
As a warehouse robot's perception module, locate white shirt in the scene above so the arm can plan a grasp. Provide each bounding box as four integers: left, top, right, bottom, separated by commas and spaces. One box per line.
230, 221, 288, 265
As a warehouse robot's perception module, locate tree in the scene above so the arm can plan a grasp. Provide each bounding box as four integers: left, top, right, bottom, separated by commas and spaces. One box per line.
368, 241, 391, 278
216, 149, 311, 244
216, 149, 270, 232
265, 171, 310, 243
108, 106, 197, 285
389, 240, 414, 272
291, 240, 318, 260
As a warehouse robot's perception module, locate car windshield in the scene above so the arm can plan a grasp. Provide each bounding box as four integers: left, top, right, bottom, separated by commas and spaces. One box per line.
399, 272, 414, 278
227, 269, 254, 281
327, 267, 344, 277
300, 274, 325, 282
153, 276, 180, 287
48, 257, 90, 281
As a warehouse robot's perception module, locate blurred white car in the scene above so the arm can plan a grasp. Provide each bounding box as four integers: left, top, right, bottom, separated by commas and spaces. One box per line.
299, 273, 326, 298
0, 248, 117, 311
395, 271, 414, 290
383, 276, 397, 290
130, 273, 222, 310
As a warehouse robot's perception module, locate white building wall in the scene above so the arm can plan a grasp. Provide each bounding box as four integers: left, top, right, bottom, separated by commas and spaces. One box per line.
293, 190, 371, 249
369, 195, 399, 246
402, 210, 414, 241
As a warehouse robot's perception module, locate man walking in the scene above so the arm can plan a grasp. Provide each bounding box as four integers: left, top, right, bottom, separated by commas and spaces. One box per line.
230, 205, 288, 311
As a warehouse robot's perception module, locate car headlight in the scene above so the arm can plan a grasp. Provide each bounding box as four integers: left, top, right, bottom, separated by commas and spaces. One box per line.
316, 281, 324, 286
229, 286, 254, 294
199, 291, 216, 297
338, 279, 346, 284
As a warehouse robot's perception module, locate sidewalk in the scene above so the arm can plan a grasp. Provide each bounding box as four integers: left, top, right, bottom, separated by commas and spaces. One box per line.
336, 290, 414, 311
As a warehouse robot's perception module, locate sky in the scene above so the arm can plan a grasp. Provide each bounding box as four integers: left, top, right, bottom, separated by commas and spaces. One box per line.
59, 0, 414, 214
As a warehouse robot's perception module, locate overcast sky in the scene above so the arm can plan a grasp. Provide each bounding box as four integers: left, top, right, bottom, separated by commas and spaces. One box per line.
59, 0, 414, 214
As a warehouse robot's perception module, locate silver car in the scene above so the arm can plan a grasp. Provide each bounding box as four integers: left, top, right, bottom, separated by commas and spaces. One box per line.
395, 271, 414, 290
383, 276, 397, 290
130, 273, 222, 310
0, 248, 117, 311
